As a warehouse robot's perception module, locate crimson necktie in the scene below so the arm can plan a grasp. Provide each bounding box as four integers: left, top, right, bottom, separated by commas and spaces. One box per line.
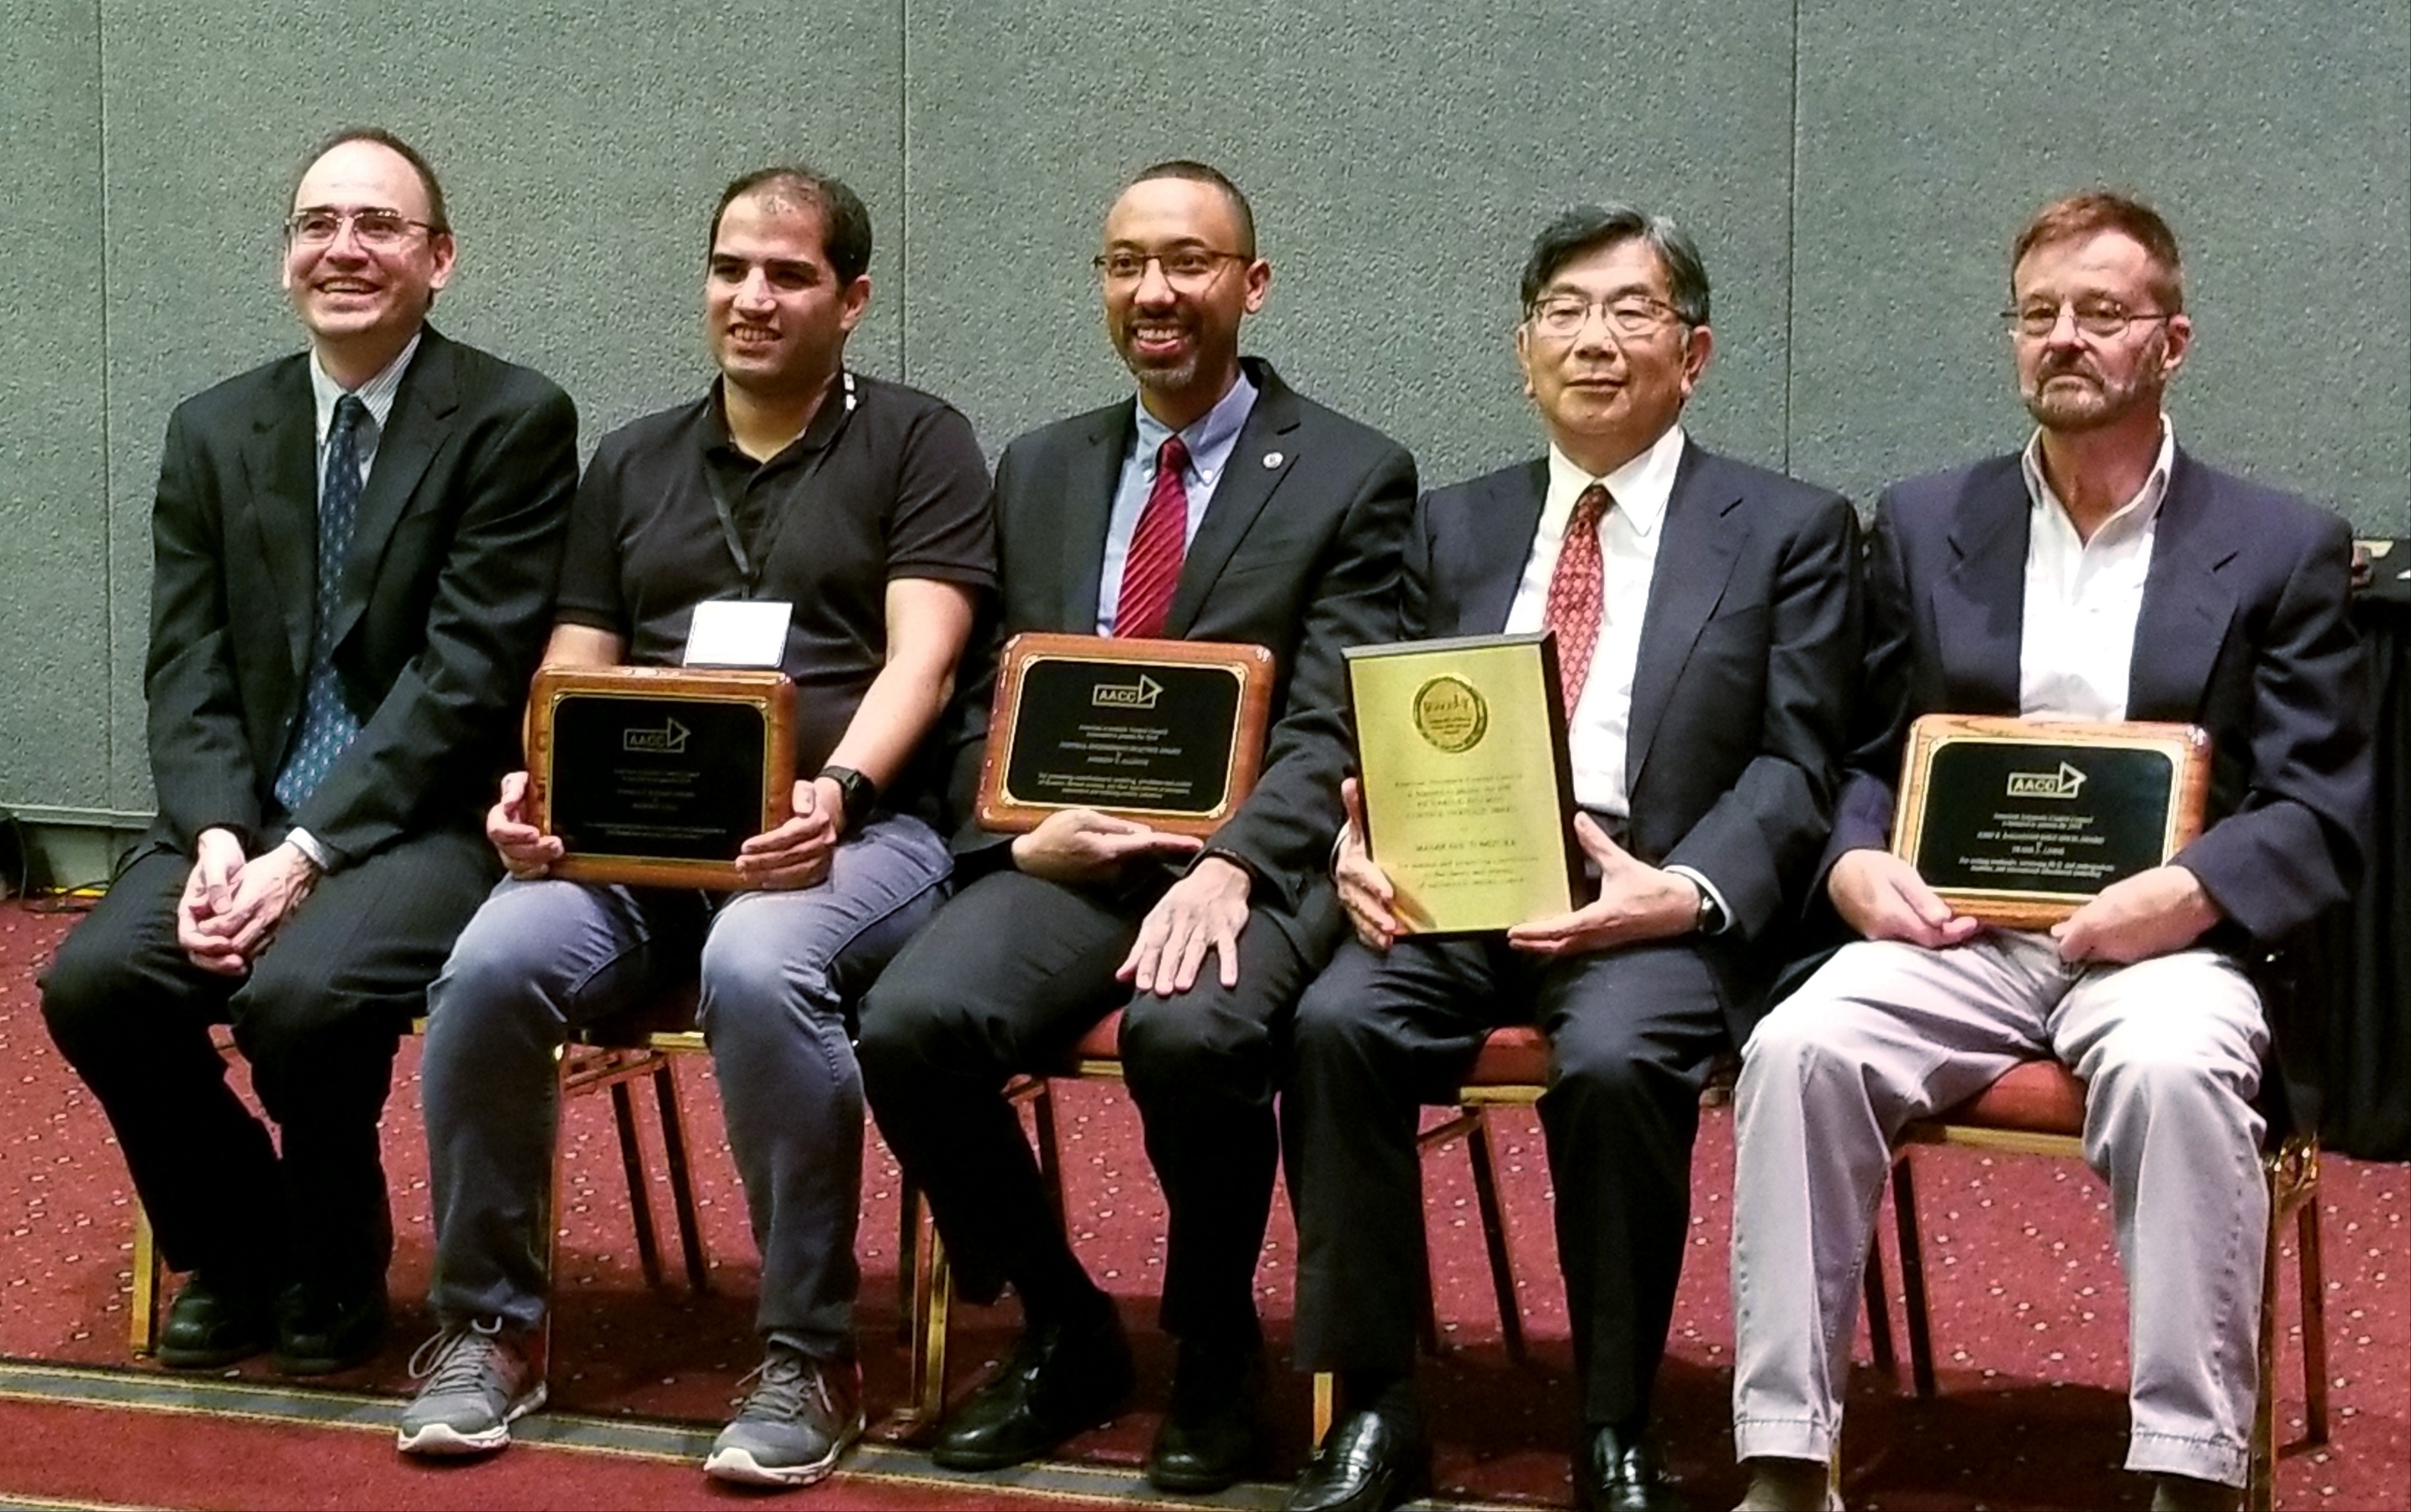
1543, 483, 1611, 711
1115, 434, 1190, 640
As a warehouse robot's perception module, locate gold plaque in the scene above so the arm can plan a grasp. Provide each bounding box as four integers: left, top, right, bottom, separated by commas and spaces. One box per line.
1892, 714, 2212, 928
975, 633, 1276, 838
1345, 633, 1579, 934
526, 665, 797, 890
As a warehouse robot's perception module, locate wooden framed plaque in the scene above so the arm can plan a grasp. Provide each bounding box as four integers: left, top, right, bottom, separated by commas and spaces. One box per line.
526, 666, 797, 889
1892, 714, 2211, 929
974, 633, 1276, 837
1345, 633, 1580, 935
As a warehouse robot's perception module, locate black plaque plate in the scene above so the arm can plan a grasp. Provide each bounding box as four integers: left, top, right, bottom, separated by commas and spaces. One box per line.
1893, 715, 2210, 927
976, 633, 1275, 836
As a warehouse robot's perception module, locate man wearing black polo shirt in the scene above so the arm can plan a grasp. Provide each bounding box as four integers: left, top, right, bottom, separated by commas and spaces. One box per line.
397, 166, 993, 1490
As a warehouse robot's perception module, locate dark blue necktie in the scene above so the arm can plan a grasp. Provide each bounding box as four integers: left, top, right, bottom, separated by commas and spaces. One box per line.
273, 394, 368, 812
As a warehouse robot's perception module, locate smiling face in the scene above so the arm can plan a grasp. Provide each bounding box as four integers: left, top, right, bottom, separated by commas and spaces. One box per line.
1100, 175, 1269, 426
1514, 236, 1712, 477
281, 138, 453, 373
2011, 229, 2190, 435
704, 187, 869, 402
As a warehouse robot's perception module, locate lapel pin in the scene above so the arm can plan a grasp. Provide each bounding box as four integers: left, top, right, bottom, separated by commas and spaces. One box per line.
1263, 450, 1285, 469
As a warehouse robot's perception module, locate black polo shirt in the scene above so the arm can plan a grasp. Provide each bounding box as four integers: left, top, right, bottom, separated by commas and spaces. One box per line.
556, 372, 995, 814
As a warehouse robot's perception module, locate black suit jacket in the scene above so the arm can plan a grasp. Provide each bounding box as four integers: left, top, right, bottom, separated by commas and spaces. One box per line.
950, 357, 1417, 933
142, 326, 580, 864
1823, 448, 2371, 1121
1411, 440, 1862, 1025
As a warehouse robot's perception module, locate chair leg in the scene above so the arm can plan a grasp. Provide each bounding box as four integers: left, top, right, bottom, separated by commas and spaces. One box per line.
901, 1204, 952, 1435
129, 1200, 162, 1357
1313, 1372, 1335, 1445
608, 1079, 666, 1292
1863, 1231, 1897, 1378
895, 1173, 920, 1346
1465, 1109, 1526, 1363
1891, 1153, 1937, 1398
1026, 1078, 1066, 1227
2297, 1178, 2329, 1445
2249, 1180, 2283, 1512
648, 1061, 709, 1294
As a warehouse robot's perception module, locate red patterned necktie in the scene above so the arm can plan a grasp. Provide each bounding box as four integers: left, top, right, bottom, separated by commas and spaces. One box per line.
1543, 483, 1612, 710
1116, 434, 1190, 639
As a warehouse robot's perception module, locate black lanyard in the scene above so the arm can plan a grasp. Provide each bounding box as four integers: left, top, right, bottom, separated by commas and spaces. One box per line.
702, 371, 857, 596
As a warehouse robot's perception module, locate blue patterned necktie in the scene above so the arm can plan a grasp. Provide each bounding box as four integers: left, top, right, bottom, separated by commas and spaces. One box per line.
273, 393, 368, 812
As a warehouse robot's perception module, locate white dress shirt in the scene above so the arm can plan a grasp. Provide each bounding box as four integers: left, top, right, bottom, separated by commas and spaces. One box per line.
2018, 419, 2175, 722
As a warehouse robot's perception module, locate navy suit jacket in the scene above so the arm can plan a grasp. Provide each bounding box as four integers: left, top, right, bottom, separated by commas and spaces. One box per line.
1411, 440, 1862, 1027
1825, 447, 2370, 1120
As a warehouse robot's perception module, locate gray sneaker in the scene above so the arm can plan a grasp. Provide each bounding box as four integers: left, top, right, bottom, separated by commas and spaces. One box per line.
703, 1344, 864, 1488
396, 1317, 545, 1456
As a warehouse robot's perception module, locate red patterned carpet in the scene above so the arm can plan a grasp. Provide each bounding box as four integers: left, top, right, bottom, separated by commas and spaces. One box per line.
0, 898, 2403, 1509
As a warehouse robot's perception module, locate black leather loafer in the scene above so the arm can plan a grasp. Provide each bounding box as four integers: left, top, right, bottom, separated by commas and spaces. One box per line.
272, 1280, 388, 1376
1286, 1406, 1429, 1512
1575, 1421, 1687, 1512
928, 1307, 1135, 1471
158, 1273, 275, 1369
1144, 1336, 1264, 1493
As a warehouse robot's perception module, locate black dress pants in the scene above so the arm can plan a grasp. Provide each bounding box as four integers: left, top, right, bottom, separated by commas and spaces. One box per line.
1285, 932, 1728, 1427
857, 866, 1322, 1341
40, 828, 498, 1293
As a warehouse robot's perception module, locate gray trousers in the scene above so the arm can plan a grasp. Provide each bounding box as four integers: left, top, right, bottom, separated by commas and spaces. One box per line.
1729, 932, 2269, 1488
420, 814, 950, 1360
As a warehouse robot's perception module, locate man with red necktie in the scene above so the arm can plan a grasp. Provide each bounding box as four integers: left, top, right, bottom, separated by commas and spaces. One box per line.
858, 161, 1417, 1494
1282, 203, 1862, 1512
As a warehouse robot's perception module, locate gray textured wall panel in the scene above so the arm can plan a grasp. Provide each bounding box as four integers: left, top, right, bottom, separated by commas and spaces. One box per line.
0, 3, 112, 813
900, 0, 1801, 490
94, 0, 904, 812
1791, 0, 2411, 532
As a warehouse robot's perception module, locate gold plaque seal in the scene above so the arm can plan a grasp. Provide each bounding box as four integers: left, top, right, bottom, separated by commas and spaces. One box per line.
1412, 675, 1488, 753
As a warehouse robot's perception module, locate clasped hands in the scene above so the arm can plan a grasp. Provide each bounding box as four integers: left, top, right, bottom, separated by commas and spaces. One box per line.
1826, 847, 2221, 964
175, 826, 319, 975
1333, 777, 1700, 956
1009, 808, 1251, 998
487, 769, 847, 890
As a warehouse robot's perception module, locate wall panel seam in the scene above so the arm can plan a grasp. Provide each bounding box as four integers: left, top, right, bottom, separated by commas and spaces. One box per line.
94, 0, 116, 793
898, 0, 910, 385
1783, 0, 1800, 476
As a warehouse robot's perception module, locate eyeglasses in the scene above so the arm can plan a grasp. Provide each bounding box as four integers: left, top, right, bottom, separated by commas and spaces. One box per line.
1527, 293, 1685, 340
2001, 300, 2173, 339
1092, 248, 1250, 288
285, 207, 442, 250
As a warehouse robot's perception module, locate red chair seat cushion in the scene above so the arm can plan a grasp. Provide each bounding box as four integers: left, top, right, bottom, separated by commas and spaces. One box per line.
1943, 1058, 2088, 1135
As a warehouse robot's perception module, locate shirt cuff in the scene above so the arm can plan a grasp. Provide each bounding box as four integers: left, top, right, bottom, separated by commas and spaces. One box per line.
282, 827, 332, 872
1664, 864, 1731, 935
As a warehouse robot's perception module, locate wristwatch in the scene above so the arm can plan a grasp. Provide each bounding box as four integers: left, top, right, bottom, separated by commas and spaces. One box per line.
818, 765, 878, 831
1694, 881, 1726, 935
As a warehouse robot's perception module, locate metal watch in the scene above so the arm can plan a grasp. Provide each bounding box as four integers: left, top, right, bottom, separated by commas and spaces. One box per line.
1694, 882, 1725, 935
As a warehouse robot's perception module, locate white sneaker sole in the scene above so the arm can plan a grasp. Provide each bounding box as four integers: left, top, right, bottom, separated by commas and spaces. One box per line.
702, 1411, 863, 1488
396, 1383, 547, 1457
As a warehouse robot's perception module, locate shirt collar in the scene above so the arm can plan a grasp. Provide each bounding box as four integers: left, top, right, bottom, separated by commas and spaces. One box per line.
704, 371, 859, 466
2019, 414, 2176, 540
309, 331, 420, 445
1546, 423, 1686, 537
1132, 366, 1259, 485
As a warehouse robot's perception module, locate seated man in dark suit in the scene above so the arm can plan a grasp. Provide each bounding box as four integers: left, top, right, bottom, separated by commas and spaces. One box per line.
857, 161, 1417, 1494
40, 129, 578, 1376
1728, 192, 2370, 1512
1289, 204, 1861, 1512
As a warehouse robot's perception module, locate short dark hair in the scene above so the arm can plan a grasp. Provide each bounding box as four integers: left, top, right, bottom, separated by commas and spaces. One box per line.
710, 166, 874, 286
294, 128, 450, 233
1518, 203, 1711, 328
2012, 190, 2185, 314
1125, 160, 1257, 257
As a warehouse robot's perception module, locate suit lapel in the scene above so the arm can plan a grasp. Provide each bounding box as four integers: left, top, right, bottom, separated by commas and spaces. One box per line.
1934, 461, 2029, 709
1625, 442, 1746, 787
1465, 461, 1548, 635
329, 332, 457, 653
240, 359, 320, 679
1059, 407, 1131, 630
1165, 366, 1300, 635
2127, 450, 2238, 721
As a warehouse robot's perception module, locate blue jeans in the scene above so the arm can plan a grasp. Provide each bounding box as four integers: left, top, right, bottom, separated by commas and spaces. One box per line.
419, 814, 950, 1359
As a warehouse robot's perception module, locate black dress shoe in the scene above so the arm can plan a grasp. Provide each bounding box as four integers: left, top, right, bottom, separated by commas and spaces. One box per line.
158, 1273, 275, 1369
1145, 1336, 1264, 1493
1575, 1422, 1686, 1512
271, 1280, 388, 1376
1286, 1407, 1429, 1512
928, 1306, 1135, 1470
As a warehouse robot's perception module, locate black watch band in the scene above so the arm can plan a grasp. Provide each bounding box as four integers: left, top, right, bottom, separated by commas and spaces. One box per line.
818, 765, 878, 830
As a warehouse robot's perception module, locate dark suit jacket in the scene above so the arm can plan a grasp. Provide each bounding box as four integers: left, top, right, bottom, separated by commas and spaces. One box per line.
142, 326, 580, 864
1411, 440, 1862, 1025
1824, 448, 2371, 1122
950, 357, 1417, 936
